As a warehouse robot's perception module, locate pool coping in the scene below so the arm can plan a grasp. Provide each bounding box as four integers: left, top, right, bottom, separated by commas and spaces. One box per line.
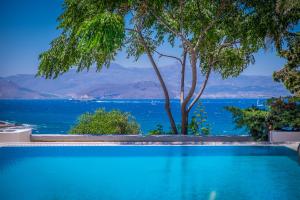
30, 134, 254, 143
1, 142, 299, 152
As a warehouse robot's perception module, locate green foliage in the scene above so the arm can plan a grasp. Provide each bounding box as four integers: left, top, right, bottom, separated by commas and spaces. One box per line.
69, 108, 140, 135
148, 124, 174, 135
148, 124, 178, 135
267, 97, 300, 131
189, 117, 199, 135
226, 106, 269, 141
226, 96, 300, 141
148, 124, 165, 135
189, 101, 210, 135
36, 0, 298, 80
38, 1, 125, 78
247, 0, 300, 97
273, 34, 300, 96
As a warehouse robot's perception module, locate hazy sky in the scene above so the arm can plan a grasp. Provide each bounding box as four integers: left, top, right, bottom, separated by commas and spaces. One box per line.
0, 0, 287, 77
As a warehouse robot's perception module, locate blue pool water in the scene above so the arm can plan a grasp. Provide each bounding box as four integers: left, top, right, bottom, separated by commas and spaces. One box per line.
0, 146, 299, 200
0, 99, 263, 134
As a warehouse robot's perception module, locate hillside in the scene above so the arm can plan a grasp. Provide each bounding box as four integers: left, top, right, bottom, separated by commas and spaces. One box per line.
0, 63, 289, 99
0, 78, 57, 99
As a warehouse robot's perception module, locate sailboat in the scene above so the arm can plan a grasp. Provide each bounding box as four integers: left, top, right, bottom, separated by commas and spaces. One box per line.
151, 100, 157, 105
256, 99, 264, 107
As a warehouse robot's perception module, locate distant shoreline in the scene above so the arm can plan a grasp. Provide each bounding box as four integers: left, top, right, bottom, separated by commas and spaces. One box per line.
0, 97, 270, 100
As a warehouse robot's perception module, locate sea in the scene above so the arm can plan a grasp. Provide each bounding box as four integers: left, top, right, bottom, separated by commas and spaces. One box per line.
0, 99, 265, 135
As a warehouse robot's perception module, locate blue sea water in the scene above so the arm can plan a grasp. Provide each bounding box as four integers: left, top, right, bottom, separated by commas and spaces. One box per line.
0, 146, 300, 200
0, 99, 264, 135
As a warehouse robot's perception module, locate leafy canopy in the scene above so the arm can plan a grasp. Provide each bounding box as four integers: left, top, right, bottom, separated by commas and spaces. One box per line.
273, 35, 300, 96
37, 0, 289, 79
38, 1, 126, 78
267, 97, 300, 131
244, 0, 300, 96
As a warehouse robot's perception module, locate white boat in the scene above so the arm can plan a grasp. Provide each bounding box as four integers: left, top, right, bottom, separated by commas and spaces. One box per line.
256, 99, 264, 107
151, 100, 157, 105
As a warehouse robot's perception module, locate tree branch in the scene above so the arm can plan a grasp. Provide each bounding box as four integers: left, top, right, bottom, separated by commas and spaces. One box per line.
153, 49, 183, 65
125, 28, 138, 33
194, 22, 217, 51
187, 39, 240, 112
180, 0, 184, 35
217, 39, 241, 53
187, 66, 212, 112
180, 49, 187, 104
126, 27, 183, 65
137, 30, 178, 134
181, 50, 197, 109
149, 10, 192, 48
194, 1, 228, 51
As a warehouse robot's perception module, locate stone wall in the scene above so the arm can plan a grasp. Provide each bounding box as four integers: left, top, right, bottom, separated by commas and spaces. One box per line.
269, 131, 300, 143
31, 134, 253, 143
0, 128, 32, 143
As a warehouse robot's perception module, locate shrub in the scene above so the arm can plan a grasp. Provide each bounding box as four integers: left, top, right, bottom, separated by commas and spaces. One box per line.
189, 101, 210, 135
148, 124, 165, 135
226, 96, 300, 141
69, 108, 140, 135
267, 97, 300, 131
226, 106, 269, 141
148, 124, 175, 135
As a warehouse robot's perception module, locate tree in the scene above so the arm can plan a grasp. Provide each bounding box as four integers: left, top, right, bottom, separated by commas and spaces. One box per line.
245, 0, 300, 97
273, 35, 300, 96
38, 0, 299, 135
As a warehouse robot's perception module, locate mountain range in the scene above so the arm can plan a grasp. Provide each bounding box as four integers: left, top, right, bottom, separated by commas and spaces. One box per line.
0, 63, 289, 99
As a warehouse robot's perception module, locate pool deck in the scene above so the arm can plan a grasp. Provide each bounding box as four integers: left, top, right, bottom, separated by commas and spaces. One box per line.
0, 141, 299, 152
0, 131, 299, 152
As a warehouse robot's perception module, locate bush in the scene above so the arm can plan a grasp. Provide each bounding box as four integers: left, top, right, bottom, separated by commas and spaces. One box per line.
69, 108, 140, 135
226, 96, 300, 141
267, 97, 300, 131
148, 124, 165, 135
189, 101, 210, 135
148, 124, 174, 135
226, 106, 269, 141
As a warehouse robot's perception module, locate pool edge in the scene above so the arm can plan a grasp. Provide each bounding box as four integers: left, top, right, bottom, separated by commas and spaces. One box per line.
1, 142, 299, 152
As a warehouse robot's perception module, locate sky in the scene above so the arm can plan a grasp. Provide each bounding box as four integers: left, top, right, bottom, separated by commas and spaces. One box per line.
0, 0, 287, 77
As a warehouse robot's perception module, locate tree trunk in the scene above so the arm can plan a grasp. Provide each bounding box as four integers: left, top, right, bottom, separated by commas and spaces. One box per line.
187, 66, 212, 112
138, 32, 178, 134
180, 51, 188, 134
181, 50, 198, 135
181, 106, 189, 135
180, 50, 187, 104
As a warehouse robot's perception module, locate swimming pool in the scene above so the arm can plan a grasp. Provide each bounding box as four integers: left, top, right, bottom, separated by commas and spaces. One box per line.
0, 146, 299, 200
